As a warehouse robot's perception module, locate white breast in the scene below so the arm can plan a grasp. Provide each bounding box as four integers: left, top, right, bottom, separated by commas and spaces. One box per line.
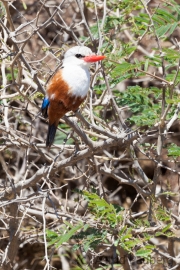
62, 65, 90, 98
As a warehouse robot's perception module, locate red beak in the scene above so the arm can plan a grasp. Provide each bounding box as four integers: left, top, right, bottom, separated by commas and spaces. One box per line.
83, 55, 106, 63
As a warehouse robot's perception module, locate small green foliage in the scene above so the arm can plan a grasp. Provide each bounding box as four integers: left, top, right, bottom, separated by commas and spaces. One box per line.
46, 229, 58, 240
118, 226, 141, 252
93, 84, 106, 95
167, 143, 180, 157
21, 0, 27, 10
104, 16, 123, 32
111, 62, 141, 77
32, 91, 44, 99
155, 205, 171, 223
4, 149, 13, 159
0, 2, 6, 18
114, 0, 142, 15
153, 7, 179, 38
162, 223, 171, 233
115, 86, 161, 127
6, 67, 18, 82
83, 191, 123, 226
73, 227, 107, 252
54, 128, 74, 145
136, 247, 153, 258
47, 222, 84, 247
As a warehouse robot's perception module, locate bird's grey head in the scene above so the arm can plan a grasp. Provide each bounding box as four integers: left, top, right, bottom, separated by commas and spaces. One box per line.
63, 46, 93, 67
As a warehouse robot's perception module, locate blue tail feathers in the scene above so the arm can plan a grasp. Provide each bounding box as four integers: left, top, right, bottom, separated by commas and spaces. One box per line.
41, 97, 49, 118
46, 123, 57, 147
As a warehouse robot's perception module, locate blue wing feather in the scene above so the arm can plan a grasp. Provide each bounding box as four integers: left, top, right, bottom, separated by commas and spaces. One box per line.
41, 97, 49, 118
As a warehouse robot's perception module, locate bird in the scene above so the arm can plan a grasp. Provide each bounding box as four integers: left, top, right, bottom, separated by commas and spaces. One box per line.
41, 46, 105, 147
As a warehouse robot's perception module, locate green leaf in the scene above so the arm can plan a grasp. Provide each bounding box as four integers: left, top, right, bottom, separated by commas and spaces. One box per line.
156, 206, 171, 222
72, 244, 80, 251
136, 248, 152, 257
156, 24, 172, 37
125, 240, 139, 248
55, 223, 83, 247
121, 233, 132, 242
83, 224, 90, 231
145, 245, 155, 249
112, 62, 140, 76
169, 22, 179, 35
155, 232, 162, 237
21, 0, 27, 9
46, 229, 58, 239
162, 223, 171, 233
144, 59, 149, 71
154, 8, 178, 23
48, 235, 61, 247
167, 143, 180, 156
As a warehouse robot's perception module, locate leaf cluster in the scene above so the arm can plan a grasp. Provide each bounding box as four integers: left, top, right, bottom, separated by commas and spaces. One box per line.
46, 192, 174, 265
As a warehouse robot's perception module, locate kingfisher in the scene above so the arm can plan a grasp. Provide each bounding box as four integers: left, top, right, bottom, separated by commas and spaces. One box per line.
41, 46, 105, 147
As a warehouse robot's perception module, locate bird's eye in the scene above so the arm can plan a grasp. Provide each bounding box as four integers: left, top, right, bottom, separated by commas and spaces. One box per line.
75, 54, 84, 58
